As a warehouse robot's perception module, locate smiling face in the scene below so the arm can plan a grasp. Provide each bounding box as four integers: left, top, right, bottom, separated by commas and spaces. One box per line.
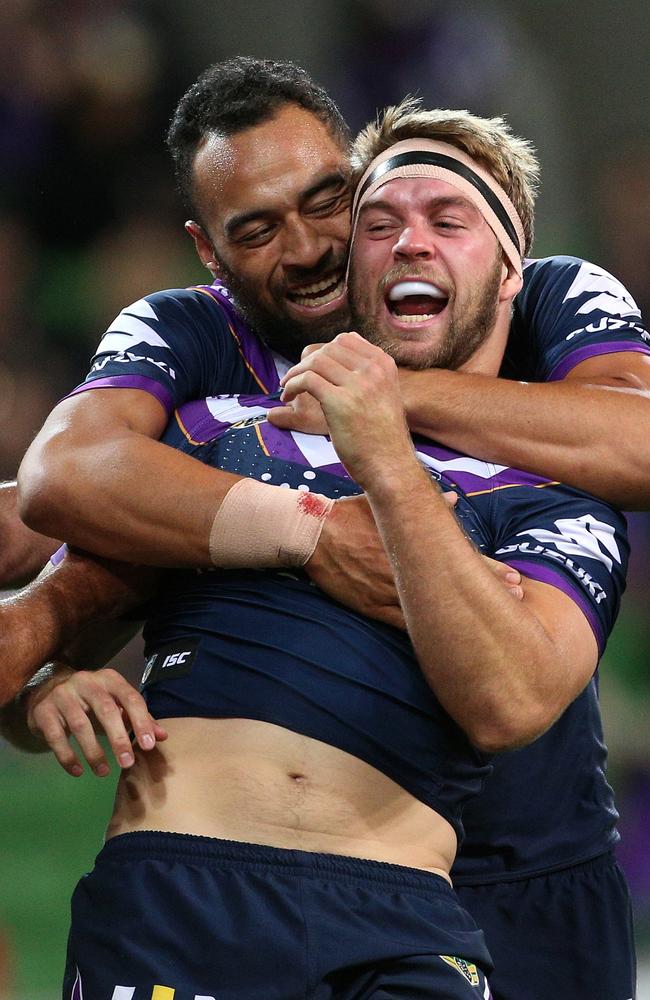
188, 103, 352, 360
348, 176, 521, 371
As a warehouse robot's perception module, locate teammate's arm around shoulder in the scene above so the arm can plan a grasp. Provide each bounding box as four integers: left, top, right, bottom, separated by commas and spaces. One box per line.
396, 259, 650, 509
17, 387, 241, 566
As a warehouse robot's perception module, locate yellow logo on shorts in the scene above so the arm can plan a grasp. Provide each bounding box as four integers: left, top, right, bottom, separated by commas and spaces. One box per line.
440, 955, 480, 986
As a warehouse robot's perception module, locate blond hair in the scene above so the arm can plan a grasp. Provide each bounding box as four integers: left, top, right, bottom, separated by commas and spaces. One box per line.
351, 98, 540, 254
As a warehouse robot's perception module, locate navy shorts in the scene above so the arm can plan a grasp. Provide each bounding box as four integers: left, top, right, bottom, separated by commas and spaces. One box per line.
456, 851, 636, 1000
64, 831, 493, 1000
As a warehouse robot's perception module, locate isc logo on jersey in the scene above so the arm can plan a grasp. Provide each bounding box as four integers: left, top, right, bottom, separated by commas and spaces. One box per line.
495, 514, 622, 603
140, 642, 198, 686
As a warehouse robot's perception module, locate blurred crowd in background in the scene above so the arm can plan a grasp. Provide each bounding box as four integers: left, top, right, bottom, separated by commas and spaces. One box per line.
0, 1, 648, 996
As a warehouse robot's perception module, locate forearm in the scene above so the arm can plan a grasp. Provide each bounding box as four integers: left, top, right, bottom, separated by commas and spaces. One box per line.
18, 429, 243, 566
0, 550, 153, 706
401, 368, 650, 509
364, 461, 579, 751
0, 481, 61, 586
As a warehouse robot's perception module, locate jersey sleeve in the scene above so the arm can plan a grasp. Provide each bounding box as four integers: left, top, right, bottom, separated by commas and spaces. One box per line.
509, 256, 650, 382
490, 482, 629, 656
66, 286, 237, 415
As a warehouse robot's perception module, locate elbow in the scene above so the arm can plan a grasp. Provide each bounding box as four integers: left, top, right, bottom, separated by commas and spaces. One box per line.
17, 440, 76, 535
466, 702, 555, 755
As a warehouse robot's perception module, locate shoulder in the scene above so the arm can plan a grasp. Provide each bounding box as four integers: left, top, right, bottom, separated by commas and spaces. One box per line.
519, 255, 641, 316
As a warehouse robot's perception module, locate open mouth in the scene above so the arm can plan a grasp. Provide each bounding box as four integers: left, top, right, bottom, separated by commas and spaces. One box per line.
286, 271, 346, 310
386, 280, 448, 323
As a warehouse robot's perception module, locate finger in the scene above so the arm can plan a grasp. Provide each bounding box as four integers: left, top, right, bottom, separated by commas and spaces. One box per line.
267, 403, 300, 429
63, 700, 112, 776
152, 720, 169, 742
267, 398, 327, 434
442, 490, 458, 507
300, 342, 325, 359
116, 684, 166, 757
376, 606, 406, 630
281, 352, 355, 398
484, 557, 521, 586
281, 369, 340, 405
32, 706, 85, 777
89, 688, 138, 768
281, 334, 373, 387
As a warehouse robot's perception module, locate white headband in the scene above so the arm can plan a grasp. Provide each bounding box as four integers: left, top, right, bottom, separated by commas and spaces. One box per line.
349, 137, 525, 277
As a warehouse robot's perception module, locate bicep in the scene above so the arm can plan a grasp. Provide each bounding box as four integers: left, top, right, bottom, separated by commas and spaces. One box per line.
565, 350, 650, 391
519, 575, 599, 703
32, 387, 169, 446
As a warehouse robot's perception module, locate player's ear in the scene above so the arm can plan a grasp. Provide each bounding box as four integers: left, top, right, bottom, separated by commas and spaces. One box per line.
185, 221, 221, 279
498, 257, 523, 304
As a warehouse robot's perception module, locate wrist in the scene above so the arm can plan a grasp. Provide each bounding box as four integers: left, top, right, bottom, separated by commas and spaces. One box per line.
209, 479, 334, 569
360, 449, 434, 501
0, 662, 73, 752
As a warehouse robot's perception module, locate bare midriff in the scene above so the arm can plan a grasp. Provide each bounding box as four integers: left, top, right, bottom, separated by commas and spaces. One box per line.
106, 717, 457, 882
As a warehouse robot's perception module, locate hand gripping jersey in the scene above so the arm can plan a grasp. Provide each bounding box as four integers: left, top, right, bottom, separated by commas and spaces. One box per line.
140, 391, 628, 848
69, 256, 645, 876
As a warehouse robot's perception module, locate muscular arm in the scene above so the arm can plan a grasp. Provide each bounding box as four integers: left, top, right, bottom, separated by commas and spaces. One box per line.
0, 481, 61, 587
17, 389, 240, 566
0, 553, 165, 772
399, 352, 650, 510
282, 333, 601, 753
16, 388, 410, 625
361, 464, 596, 751
0, 547, 155, 707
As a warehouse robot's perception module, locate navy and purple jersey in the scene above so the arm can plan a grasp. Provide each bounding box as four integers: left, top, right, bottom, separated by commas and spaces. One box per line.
140, 392, 628, 847
67, 257, 643, 876
504, 255, 650, 381
69, 257, 650, 414
68, 282, 287, 411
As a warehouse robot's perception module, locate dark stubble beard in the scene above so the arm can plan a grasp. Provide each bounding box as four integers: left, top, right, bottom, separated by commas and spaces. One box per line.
217, 258, 351, 363
348, 253, 503, 371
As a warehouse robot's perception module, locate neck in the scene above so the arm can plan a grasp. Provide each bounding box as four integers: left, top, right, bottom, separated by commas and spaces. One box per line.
458, 300, 511, 377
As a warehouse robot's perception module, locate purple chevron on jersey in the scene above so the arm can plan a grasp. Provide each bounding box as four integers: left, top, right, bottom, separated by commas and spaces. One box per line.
67, 374, 175, 414
174, 398, 231, 444
414, 441, 553, 495
198, 283, 284, 393
548, 340, 650, 381
173, 393, 281, 445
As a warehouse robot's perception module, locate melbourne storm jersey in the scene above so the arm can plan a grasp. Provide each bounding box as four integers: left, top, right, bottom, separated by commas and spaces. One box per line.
139, 392, 628, 848
69, 256, 650, 414
69, 256, 643, 877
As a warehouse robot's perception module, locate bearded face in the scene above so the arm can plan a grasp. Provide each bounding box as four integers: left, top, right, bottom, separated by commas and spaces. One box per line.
348, 252, 503, 371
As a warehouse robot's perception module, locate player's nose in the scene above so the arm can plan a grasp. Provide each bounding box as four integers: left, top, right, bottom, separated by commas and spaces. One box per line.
281, 216, 331, 270
393, 223, 435, 262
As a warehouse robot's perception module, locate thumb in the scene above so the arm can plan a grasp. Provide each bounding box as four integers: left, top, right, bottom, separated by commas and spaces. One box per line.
300, 342, 325, 359
267, 404, 296, 428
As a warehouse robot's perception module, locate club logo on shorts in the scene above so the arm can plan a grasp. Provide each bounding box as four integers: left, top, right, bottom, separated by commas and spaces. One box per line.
440, 955, 480, 986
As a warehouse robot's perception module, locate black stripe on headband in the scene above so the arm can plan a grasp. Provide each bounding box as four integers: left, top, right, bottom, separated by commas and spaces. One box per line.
355, 151, 521, 253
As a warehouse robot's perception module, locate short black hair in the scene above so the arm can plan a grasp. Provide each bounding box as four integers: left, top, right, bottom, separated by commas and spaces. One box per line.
166, 56, 351, 220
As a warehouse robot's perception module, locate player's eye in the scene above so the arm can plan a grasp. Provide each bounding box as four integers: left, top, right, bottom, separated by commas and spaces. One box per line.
308, 190, 350, 216
435, 219, 464, 231
364, 220, 398, 237
237, 224, 277, 247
